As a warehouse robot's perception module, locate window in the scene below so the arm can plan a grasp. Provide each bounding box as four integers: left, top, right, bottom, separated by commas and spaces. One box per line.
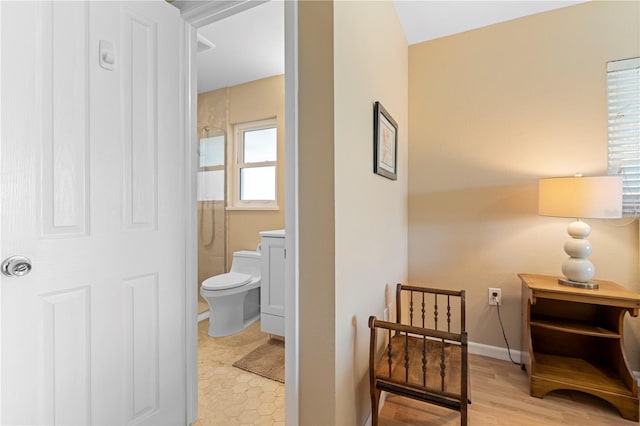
198, 132, 225, 201
607, 57, 640, 215
230, 119, 278, 209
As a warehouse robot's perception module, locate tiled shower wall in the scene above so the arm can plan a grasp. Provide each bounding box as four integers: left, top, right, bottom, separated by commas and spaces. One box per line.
197, 200, 226, 285
197, 88, 228, 310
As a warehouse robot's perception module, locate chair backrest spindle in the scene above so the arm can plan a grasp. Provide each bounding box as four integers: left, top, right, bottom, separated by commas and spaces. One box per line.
404, 332, 410, 382
433, 294, 438, 331
447, 295, 451, 333
440, 338, 446, 391
421, 292, 426, 329
421, 335, 427, 387
387, 329, 393, 376
409, 291, 414, 326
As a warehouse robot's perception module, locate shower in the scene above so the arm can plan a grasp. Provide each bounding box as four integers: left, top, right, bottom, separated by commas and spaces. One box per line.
197, 124, 227, 313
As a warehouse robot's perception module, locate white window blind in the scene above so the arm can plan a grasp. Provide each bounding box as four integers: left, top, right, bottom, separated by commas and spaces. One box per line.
607, 57, 640, 215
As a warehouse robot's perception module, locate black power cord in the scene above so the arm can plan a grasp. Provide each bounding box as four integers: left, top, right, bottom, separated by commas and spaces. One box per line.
495, 296, 519, 365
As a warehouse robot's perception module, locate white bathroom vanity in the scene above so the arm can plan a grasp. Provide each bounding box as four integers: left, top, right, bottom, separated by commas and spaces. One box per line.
259, 229, 285, 336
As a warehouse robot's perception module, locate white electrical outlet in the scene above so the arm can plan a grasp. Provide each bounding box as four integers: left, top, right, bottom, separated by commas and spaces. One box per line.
488, 287, 502, 306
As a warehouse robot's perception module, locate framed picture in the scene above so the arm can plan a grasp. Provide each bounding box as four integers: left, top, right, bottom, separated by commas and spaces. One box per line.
373, 101, 398, 180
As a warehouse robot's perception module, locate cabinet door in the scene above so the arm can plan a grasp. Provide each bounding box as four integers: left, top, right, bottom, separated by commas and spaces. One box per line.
261, 236, 285, 323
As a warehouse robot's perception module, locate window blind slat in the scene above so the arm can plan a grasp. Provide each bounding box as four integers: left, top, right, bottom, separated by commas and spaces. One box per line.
607, 57, 640, 215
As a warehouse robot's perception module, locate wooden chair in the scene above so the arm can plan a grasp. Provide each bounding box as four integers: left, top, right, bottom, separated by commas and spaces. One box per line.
369, 284, 468, 425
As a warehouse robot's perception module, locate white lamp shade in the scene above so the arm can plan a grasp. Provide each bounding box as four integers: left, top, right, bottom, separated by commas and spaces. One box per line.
538, 176, 623, 219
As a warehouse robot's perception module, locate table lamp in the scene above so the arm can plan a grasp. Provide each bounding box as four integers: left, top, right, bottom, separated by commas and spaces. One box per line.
538, 175, 623, 289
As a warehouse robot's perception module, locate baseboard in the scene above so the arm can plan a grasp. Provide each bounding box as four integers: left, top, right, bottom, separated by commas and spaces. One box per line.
364, 412, 371, 426
197, 310, 209, 322
362, 390, 387, 426
468, 341, 522, 364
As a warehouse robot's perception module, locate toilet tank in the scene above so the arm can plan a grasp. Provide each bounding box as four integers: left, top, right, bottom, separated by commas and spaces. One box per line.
230, 250, 261, 278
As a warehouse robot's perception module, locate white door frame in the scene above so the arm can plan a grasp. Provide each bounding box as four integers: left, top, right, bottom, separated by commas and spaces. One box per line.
180, 1, 299, 424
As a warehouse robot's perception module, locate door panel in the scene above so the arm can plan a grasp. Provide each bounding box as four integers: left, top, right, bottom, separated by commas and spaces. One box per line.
42, 1, 90, 238
121, 7, 158, 230
123, 273, 160, 423
41, 287, 92, 425
1, 1, 185, 424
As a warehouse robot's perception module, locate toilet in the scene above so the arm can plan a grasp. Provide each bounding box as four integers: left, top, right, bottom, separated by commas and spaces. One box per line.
200, 250, 261, 337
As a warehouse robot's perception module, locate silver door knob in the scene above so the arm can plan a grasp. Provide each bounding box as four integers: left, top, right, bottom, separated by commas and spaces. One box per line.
2, 256, 32, 277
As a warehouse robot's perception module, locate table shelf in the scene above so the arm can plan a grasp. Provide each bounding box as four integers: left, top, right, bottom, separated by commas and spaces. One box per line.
529, 316, 620, 338
519, 273, 640, 421
533, 352, 632, 396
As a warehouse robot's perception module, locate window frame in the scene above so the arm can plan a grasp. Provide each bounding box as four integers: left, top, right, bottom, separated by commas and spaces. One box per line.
228, 118, 279, 210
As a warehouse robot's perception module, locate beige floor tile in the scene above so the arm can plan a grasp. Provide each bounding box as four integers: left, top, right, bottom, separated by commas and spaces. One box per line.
195, 319, 285, 426
257, 402, 277, 416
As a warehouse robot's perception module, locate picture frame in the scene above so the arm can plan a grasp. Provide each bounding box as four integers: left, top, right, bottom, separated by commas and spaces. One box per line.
373, 101, 398, 181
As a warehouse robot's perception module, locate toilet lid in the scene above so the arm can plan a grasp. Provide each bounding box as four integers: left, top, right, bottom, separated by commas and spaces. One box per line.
202, 272, 252, 290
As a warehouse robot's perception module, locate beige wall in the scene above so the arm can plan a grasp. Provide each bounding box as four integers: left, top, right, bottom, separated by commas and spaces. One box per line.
298, 1, 336, 423
296, 0, 408, 423
333, 1, 408, 424
197, 75, 285, 277
227, 76, 286, 266
408, 1, 640, 369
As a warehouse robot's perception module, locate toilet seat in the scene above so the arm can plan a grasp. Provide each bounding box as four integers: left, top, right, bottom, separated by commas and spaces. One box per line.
202, 272, 252, 291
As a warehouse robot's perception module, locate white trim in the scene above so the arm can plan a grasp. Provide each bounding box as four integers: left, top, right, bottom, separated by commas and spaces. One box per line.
183, 19, 199, 426
175, 0, 268, 28
469, 341, 522, 364
284, 0, 299, 423
0, 1, 4, 421
607, 56, 640, 72
197, 310, 210, 323
363, 390, 389, 426
226, 206, 280, 211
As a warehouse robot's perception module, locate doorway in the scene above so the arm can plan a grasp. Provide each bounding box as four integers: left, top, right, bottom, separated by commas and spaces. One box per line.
174, 1, 298, 424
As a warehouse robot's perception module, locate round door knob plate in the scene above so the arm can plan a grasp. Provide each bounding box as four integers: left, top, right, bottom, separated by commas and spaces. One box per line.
2, 256, 33, 277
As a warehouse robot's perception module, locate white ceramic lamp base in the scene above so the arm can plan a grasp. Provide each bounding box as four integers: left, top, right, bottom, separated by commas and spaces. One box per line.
559, 220, 598, 289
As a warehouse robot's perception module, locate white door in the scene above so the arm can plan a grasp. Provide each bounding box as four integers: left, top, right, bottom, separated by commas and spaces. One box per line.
1, 1, 186, 424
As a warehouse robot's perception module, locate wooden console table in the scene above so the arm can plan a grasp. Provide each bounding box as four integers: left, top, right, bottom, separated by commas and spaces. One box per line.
519, 273, 640, 421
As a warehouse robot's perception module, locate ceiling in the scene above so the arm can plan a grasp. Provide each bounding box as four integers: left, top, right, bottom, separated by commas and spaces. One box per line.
189, 0, 587, 94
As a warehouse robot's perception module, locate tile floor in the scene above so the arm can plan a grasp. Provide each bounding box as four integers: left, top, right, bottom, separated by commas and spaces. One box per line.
194, 319, 285, 426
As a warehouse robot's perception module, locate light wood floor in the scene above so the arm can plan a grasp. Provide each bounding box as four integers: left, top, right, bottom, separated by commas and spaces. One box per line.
194, 322, 637, 425
379, 353, 638, 425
